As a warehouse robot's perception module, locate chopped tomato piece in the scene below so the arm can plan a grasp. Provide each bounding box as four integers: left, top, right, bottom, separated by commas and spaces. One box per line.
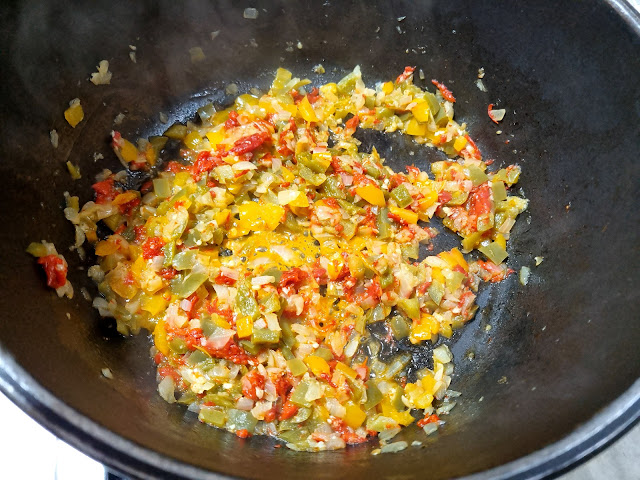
307, 87, 320, 104
225, 111, 240, 129
431, 79, 456, 103
344, 115, 359, 136
417, 414, 440, 428
241, 369, 266, 401
192, 151, 224, 180
467, 183, 492, 218
142, 237, 165, 260
158, 267, 178, 279
278, 400, 298, 421
92, 178, 119, 204
37, 254, 67, 289
396, 66, 415, 84
279, 267, 308, 290
230, 131, 270, 155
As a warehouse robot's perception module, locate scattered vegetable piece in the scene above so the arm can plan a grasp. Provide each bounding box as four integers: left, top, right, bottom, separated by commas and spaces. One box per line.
64, 98, 84, 128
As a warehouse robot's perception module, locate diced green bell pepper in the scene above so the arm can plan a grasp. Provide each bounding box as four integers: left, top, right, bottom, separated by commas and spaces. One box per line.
390, 184, 412, 208
397, 297, 420, 320
236, 281, 259, 320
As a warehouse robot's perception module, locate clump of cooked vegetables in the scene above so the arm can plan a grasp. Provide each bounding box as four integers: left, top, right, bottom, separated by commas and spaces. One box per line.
39, 66, 527, 451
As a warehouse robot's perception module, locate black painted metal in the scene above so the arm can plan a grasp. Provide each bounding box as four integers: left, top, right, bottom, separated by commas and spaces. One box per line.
0, 1, 638, 479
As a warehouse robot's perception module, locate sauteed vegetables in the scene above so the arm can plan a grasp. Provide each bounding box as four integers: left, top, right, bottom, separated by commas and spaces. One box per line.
30, 66, 527, 451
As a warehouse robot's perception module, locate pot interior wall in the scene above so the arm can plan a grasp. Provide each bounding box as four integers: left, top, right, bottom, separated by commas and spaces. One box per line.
0, 1, 638, 479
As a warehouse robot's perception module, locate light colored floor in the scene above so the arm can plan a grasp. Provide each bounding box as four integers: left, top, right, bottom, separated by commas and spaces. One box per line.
561, 423, 640, 480
0, 391, 638, 479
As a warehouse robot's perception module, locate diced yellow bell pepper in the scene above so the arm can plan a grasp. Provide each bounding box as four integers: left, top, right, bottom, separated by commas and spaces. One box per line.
343, 403, 367, 429
238, 202, 285, 232
95, 240, 120, 256
349, 236, 367, 252
411, 102, 431, 123
173, 171, 191, 187
153, 318, 170, 356
382, 81, 394, 95
316, 404, 331, 421
355, 184, 386, 207
305, 355, 331, 376
298, 96, 319, 122
184, 131, 203, 150
416, 181, 439, 211
236, 315, 253, 338
388, 206, 418, 224
336, 361, 358, 380
405, 118, 427, 136
215, 209, 231, 226
439, 247, 469, 272
495, 233, 507, 250
281, 166, 295, 183
432, 268, 445, 285
453, 135, 468, 152
410, 313, 440, 344
381, 398, 415, 426
441, 323, 453, 338
205, 129, 225, 147
66, 161, 81, 180
130, 255, 146, 279
211, 313, 231, 329
281, 103, 298, 116
289, 191, 309, 208
145, 144, 157, 166
119, 139, 139, 163
404, 382, 434, 409
112, 191, 139, 207
64, 99, 84, 128
226, 224, 251, 239
227, 183, 243, 195
142, 295, 169, 316
320, 82, 338, 95
421, 374, 436, 393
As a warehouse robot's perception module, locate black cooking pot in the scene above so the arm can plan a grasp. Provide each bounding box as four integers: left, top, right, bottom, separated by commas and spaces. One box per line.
0, 1, 638, 479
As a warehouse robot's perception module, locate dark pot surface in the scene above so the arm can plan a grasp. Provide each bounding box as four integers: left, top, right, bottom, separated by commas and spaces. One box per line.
0, 1, 638, 479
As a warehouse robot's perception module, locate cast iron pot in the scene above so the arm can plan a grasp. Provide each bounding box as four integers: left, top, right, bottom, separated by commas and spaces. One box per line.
0, 1, 638, 479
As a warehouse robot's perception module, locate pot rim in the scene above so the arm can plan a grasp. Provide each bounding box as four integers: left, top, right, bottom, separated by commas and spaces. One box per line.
1, 347, 638, 480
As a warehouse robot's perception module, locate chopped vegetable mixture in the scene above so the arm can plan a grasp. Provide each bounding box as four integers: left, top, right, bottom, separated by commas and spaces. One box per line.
33, 66, 527, 451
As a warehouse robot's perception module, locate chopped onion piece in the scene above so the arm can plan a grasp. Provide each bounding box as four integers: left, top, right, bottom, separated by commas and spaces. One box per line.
243, 8, 258, 19
423, 423, 439, 436
380, 441, 408, 453
519, 266, 531, 285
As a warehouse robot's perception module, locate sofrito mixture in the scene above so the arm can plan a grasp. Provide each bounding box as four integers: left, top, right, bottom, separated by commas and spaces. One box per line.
29, 66, 527, 452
